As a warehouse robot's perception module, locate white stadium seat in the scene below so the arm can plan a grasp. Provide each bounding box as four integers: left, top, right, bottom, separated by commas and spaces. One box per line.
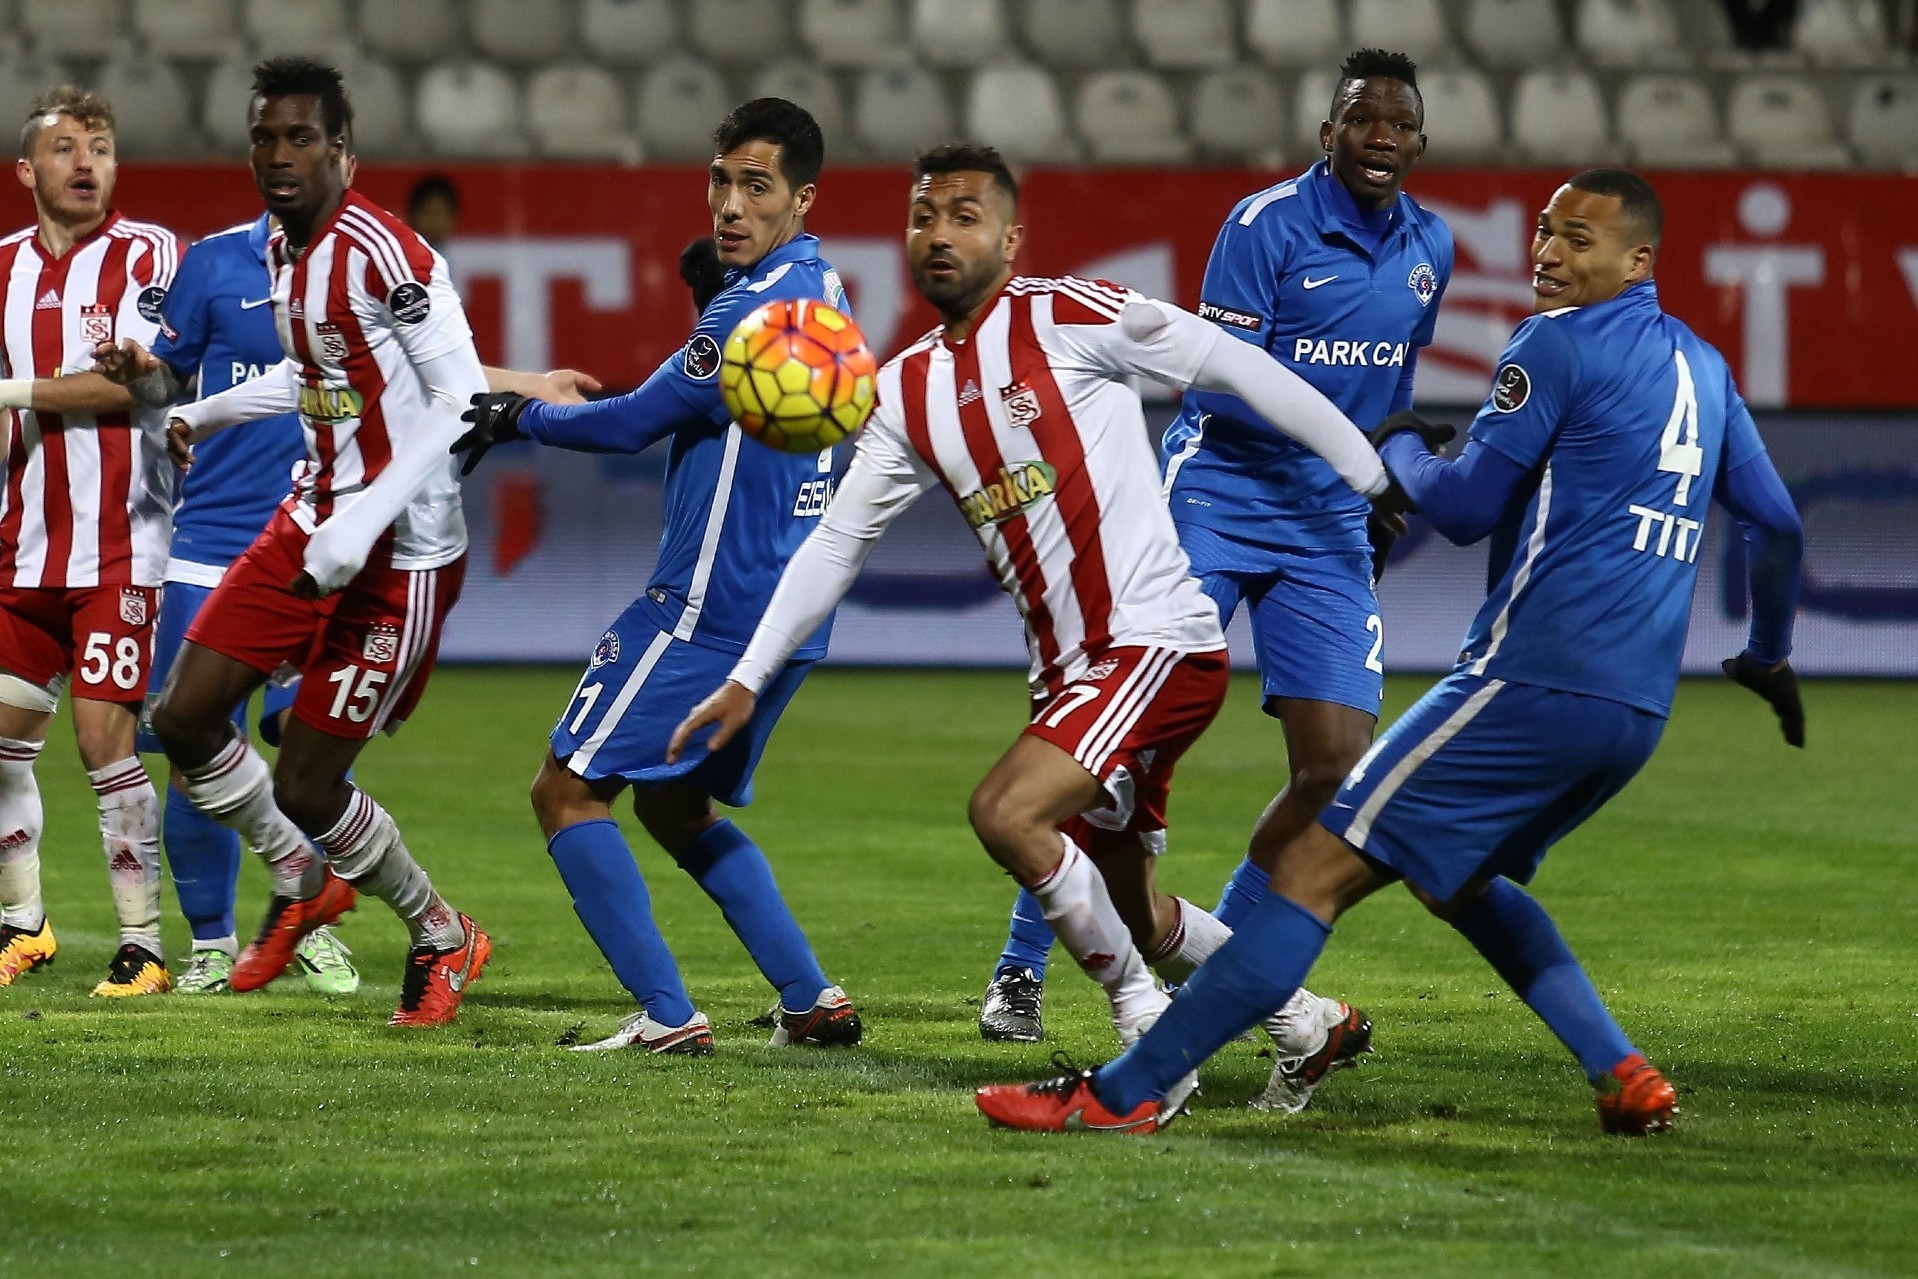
0, 49, 67, 139
416, 61, 527, 157
242, 0, 349, 55
1510, 68, 1611, 166
21, 0, 127, 57
1616, 74, 1736, 168
334, 54, 413, 156
198, 55, 257, 152
752, 61, 850, 149
529, 64, 633, 160
1290, 69, 1338, 157
800, 0, 903, 69
1076, 70, 1190, 163
634, 55, 733, 160
910, 0, 1011, 68
359, 0, 462, 64
473, 0, 577, 67
1796, 0, 1891, 67
1190, 66, 1285, 163
130, 0, 238, 60
966, 64, 1075, 163
1132, 0, 1236, 69
1245, 0, 1343, 70
1350, 0, 1453, 64
1462, 0, 1563, 70
687, 0, 792, 65
95, 53, 198, 156
579, 0, 679, 67
1727, 74, 1852, 168
852, 61, 954, 161
1418, 67, 1502, 164
1847, 75, 1918, 170
1023, 0, 1129, 70
1576, 0, 1690, 70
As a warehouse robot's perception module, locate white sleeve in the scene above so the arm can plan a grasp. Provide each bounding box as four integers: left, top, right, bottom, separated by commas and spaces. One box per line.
171, 359, 301, 439
382, 249, 473, 366
299, 341, 488, 592
727, 402, 938, 694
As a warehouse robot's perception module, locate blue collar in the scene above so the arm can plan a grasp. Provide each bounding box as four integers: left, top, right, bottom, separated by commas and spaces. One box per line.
1307, 160, 1402, 255
246, 213, 273, 263
728, 232, 821, 286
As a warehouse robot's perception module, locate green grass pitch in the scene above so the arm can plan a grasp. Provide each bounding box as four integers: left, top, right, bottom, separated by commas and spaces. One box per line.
2, 667, 1914, 1277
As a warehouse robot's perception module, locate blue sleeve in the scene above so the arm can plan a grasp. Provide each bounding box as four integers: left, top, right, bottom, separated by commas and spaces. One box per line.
1719, 378, 1766, 474
1716, 451, 1803, 665
149, 240, 214, 380
520, 356, 708, 454
1409, 226, 1452, 348
1388, 350, 1418, 415
1465, 315, 1577, 471
1193, 203, 1290, 354
1380, 433, 1531, 545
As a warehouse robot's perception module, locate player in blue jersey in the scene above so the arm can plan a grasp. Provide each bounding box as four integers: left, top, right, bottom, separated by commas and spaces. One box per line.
453, 98, 859, 1056
980, 49, 1451, 1106
976, 169, 1806, 1138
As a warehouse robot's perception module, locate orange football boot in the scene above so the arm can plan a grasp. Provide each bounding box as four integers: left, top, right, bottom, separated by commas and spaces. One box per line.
0, 917, 56, 985
389, 914, 490, 1027
231, 868, 358, 992
1595, 1053, 1677, 1135
976, 1056, 1166, 1134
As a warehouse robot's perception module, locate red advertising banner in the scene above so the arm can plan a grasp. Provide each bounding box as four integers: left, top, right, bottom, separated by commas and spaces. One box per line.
104, 163, 1918, 408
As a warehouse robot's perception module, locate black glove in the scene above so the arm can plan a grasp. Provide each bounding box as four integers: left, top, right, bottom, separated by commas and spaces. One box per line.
1722, 652, 1805, 748
1367, 506, 1407, 581
1369, 409, 1456, 454
680, 237, 727, 314
453, 392, 531, 477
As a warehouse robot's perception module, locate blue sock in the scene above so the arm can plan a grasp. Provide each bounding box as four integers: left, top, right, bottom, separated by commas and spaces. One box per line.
996, 889, 1054, 979
671, 819, 828, 1014
1095, 891, 1330, 1113
1212, 855, 1270, 930
1447, 878, 1636, 1083
547, 819, 696, 1026
163, 785, 241, 942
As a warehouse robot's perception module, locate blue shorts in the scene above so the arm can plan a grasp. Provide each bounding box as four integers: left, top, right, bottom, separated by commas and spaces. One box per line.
136, 579, 299, 754
1319, 672, 1665, 902
1178, 522, 1382, 717
549, 604, 810, 807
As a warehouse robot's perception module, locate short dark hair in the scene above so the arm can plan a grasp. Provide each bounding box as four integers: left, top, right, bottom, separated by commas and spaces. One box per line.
1333, 47, 1422, 117
713, 97, 824, 189
250, 56, 353, 141
912, 143, 1018, 206
1567, 167, 1664, 247
21, 85, 113, 156
408, 173, 460, 216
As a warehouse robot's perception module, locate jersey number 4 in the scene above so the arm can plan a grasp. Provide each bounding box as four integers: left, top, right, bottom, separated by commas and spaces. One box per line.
1659, 351, 1704, 506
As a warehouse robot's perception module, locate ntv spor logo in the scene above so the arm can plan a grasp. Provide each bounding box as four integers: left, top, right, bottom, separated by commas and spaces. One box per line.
958, 461, 1059, 529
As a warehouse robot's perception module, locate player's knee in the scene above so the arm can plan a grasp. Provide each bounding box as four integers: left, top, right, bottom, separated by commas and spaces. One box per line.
271, 770, 340, 835
1288, 743, 1366, 810
149, 694, 213, 760
966, 781, 1022, 853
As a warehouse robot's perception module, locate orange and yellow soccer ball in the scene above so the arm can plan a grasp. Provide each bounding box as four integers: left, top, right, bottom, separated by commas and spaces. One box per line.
720, 298, 878, 453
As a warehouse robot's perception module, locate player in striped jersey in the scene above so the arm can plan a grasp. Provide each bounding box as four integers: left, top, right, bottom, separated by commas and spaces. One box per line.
0, 87, 180, 997
672, 145, 1388, 1072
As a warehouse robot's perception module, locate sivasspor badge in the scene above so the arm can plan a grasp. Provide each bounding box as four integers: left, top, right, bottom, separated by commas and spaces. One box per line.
80, 303, 113, 346
1407, 262, 1438, 307
362, 623, 400, 664
317, 323, 349, 365
1000, 380, 1042, 429
118, 588, 147, 627
590, 630, 620, 669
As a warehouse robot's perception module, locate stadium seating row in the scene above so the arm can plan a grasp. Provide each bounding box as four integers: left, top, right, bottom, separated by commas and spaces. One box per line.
2, 40, 1912, 171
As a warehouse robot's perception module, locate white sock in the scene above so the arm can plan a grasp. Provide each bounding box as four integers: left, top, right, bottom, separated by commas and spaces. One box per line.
1025, 834, 1164, 1032
90, 757, 162, 954
1145, 896, 1232, 985
318, 789, 462, 949
1263, 988, 1344, 1056
0, 736, 45, 930
194, 935, 239, 958
181, 735, 322, 898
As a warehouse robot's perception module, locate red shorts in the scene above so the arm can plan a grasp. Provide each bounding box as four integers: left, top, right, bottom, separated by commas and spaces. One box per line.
186, 511, 465, 740
0, 583, 160, 703
1025, 645, 1229, 839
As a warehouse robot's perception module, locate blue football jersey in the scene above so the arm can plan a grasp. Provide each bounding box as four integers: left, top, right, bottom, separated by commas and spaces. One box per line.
634, 233, 846, 659
1457, 281, 1766, 717
1162, 161, 1454, 551
151, 216, 305, 572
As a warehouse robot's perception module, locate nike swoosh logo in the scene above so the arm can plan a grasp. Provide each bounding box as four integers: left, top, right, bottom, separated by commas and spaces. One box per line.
446, 944, 479, 992
239, 297, 272, 309
1302, 275, 1338, 290
1062, 1108, 1149, 1132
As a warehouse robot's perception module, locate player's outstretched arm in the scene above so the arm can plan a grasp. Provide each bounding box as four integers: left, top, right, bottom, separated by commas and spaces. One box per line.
91, 338, 187, 408
456, 365, 700, 474
1715, 449, 1805, 747
0, 369, 140, 417
1374, 424, 1530, 547
166, 359, 301, 467
482, 365, 603, 404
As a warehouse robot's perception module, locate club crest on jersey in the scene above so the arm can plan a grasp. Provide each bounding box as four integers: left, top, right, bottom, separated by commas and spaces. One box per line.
1493, 363, 1531, 413
999, 380, 1042, 428
136, 286, 167, 325
684, 333, 722, 380
317, 323, 349, 365
958, 460, 1057, 529
1084, 657, 1120, 682
1408, 262, 1438, 307
118, 588, 147, 627
79, 304, 112, 346
387, 281, 431, 325
362, 623, 401, 664
590, 630, 620, 669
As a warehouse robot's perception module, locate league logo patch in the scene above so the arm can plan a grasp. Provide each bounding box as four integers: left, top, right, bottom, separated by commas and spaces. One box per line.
317, 323, 349, 365
684, 333, 722, 380
1493, 363, 1531, 413
362, 623, 401, 664
1408, 262, 1438, 307
136, 286, 168, 325
590, 630, 620, 669
999, 380, 1042, 428
387, 281, 431, 325
79, 304, 113, 346
118, 588, 147, 627
1197, 300, 1261, 332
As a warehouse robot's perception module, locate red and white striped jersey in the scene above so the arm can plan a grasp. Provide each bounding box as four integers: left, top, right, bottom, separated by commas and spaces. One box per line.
0, 212, 179, 587
265, 190, 474, 570
853, 277, 1226, 696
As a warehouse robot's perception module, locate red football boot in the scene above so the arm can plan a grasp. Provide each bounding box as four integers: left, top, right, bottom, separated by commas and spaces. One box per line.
389, 914, 491, 1027
976, 1058, 1166, 1134
230, 869, 358, 992
1595, 1053, 1678, 1135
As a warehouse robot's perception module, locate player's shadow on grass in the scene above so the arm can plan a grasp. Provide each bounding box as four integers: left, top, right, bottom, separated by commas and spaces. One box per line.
459, 990, 634, 1014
